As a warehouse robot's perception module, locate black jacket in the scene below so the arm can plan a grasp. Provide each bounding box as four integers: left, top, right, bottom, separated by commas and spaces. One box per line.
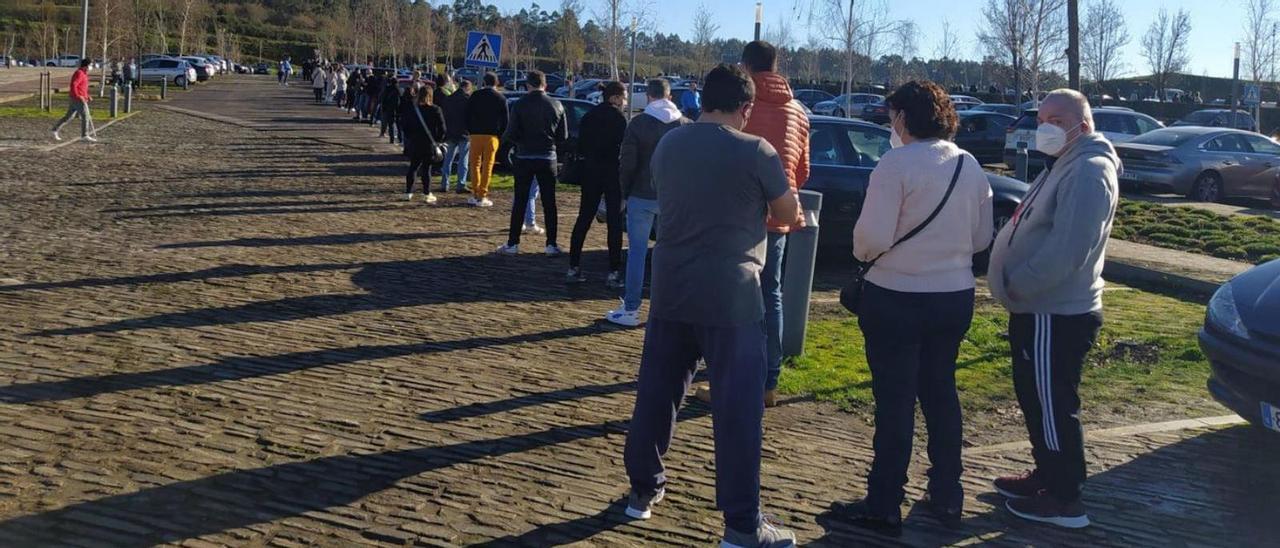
466, 87, 508, 136
503, 90, 567, 159
380, 86, 402, 118
578, 102, 627, 182
620, 112, 691, 199
402, 103, 445, 159
443, 90, 471, 141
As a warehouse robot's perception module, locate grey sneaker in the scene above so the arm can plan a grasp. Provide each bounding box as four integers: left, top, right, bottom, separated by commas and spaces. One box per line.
605, 270, 624, 289
720, 516, 796, 548
624, 488, 665, 520
565, 267, 586, 283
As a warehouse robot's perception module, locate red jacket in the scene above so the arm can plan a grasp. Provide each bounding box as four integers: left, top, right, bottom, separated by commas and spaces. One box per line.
70, 68, 89, 101
743, 71, 810, 233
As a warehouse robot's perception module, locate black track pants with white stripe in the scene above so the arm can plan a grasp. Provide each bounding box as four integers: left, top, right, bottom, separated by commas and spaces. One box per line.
1009, 311, 1103, 503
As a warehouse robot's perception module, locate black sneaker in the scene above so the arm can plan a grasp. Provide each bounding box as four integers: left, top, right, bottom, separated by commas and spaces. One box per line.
565, 267, 586, 283
834, 499, 902, 538
605, 270, 624, 289
1005, 490, 1090, 529
624, 487, 664, 520
721, 515, 796, 548
920, 493, 962, 529
994, 470, 1044, 500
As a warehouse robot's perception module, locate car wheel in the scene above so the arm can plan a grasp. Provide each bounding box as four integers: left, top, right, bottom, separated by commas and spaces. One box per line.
1189, 171, 1225, 203
174, 75, 186, 87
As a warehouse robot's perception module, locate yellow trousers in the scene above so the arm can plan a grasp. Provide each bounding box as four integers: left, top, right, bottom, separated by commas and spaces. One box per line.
469, 134, 500, 199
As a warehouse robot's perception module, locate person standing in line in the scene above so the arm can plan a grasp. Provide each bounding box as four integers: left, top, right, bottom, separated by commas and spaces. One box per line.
346, 69, 363, 113
567, 80, 628, 286
440, 79, 472, 193
402, 82, 446, 204
606, 78, 690, 327
988, 89, 1119, 530
495, 70, 567, 256
465, 72, 507, 208
837, 81, 992, 537
679, 80, 701, 120
380, 80, 403, 144
695, 40, 810, 408
622, 64, 801, 548
125, 57, 137, 89
311, 64, 327, 103
332, 64, 347, 106
280, 57, 292, 86
365, 70, 385, 124
52, 59, 96, 142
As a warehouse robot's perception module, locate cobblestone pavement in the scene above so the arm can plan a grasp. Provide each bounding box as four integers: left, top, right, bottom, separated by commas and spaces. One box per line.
0, 76, 1276, 547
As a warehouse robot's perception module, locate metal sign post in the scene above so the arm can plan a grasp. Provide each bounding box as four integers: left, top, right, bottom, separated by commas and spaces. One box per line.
464, 31, 502, 70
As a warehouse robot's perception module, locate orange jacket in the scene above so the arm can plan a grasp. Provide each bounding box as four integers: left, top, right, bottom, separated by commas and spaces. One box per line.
743, 71, 809, 233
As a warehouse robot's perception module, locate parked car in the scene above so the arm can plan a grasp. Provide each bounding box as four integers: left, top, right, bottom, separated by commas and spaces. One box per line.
1200, 258, 1280, 435
44, 54, 81, 67
253, 62, 271, 75
813, 93, 883, 118
179, 56, 214, 81
956, 111, 1017, 165
950, 95, 984, 110
1172, 109, 1258, 132
1005, 107, 1162, 174
1115, 127, 1280, 202
804, 115, 1028, 253
859, 101, 890, 124
794, 89, 835, 109
497, 97, 595, 169
968, 103, 1019, 117
451, 66, 483, 84
494, 69, 525, 85
587, 82, 649, 112
505, 73, 565, 93
555, 78, 604, 100
138, 58, 195, 86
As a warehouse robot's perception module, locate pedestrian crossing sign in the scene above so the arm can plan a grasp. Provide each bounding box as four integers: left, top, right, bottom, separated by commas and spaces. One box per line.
1244, 85, 1261, 107
465, 31, 502, 69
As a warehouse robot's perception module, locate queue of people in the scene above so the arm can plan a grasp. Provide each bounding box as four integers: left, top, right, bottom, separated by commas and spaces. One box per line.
306, 40, 1117, 547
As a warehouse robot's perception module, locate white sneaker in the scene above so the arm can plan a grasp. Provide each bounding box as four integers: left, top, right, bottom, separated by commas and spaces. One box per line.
523, 224, 545, 235
424, 193, 438, 204
405, 193, 414, 201
84, 136, 98, 143
52, 131, 62, 141
495, 243, 519, 255
477, 198, 494, 208
605, 304, 641, 327
545, 245, 564, 257
467, 196, 479, 206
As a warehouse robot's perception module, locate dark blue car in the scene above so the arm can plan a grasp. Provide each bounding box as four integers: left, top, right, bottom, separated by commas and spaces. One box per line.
803, 116, 1029, 258
1201, 259, 1280, 434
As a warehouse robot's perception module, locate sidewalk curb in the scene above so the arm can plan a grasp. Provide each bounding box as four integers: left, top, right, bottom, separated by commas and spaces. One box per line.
1102, 257, 1225, 296
965, 414, 1246, 455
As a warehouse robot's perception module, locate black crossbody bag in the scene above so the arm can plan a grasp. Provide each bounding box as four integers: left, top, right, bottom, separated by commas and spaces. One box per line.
839, 155, 966, 315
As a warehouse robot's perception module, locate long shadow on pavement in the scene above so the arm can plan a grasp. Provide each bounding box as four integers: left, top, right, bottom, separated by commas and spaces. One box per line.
157, 231, 506, 249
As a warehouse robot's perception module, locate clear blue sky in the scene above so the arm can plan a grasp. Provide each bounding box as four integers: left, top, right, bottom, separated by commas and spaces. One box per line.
499, 0, 1250, 78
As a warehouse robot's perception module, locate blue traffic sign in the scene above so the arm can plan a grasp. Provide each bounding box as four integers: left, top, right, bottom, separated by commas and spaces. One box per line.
465, 31, 502, 69
1243, 84, 1261, 107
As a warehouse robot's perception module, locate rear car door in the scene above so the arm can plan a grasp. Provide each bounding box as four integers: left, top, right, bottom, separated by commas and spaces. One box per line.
1242, 135, 1280, 198
1202, 134, 1256, 192
805, 121, 885, 247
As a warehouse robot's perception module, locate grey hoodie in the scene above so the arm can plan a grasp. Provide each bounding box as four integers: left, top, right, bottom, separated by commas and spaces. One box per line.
988, 132, 1120, 315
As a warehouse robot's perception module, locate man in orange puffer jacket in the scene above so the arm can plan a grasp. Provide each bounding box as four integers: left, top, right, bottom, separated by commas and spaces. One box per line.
696, 40, 810, 409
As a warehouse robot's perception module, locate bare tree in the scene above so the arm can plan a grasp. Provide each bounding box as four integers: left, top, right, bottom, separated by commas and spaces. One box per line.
979, 0, 1066, 102
1242, 0, 1277, 84
812, 0, 906, 96
594, 0, 625, 79
1141, 8, 1192, 102
556, 0, 586, 74
763, 12, 796, 72
1081, 0, 1129, 92
934, 17, 959, 60
692, 3, 719, 76
175, 0, 206, 55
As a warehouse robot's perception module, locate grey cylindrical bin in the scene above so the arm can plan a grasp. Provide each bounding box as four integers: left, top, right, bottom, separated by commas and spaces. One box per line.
124, 84, 133, 113
1015, 141, 1029, 182
781, 189, 823, 358
161, 77, 167, 99
109, 84, 118, 118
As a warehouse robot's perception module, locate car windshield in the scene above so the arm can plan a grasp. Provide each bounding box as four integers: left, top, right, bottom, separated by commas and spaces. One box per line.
1128, 129, 1201, 147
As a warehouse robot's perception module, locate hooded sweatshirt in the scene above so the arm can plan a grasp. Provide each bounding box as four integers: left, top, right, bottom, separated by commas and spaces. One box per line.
742, 71, 810, 233
619, 98, 690, 200
987, 132, 1121, 315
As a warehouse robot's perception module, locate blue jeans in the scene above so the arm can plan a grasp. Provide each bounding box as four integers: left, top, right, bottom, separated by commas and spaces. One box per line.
441, 138, 470, 191
762, 232, 786, 390
624, 317, 765, 533
525, 181, 539, 226
623, 197, 659, 312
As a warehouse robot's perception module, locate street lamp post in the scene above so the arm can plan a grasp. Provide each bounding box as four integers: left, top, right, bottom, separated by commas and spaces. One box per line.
1231, 42, 1241, 124
629, 16, 637, 119
754, 3, 763, 41
80, 0, 89, 61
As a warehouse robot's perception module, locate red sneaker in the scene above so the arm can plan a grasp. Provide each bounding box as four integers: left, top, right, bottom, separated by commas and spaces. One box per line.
1006, 490, 1090, 529
993, 470, 1044, 499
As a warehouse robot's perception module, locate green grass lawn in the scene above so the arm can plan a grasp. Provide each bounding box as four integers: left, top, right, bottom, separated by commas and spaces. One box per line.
486, 172, 579, 194
0, 95, 116, 120
781, 286, 1210, 415
1113, 200, 1280, 264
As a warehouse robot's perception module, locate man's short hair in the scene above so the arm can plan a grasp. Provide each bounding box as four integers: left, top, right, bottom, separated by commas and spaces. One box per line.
646, 78, 670, 99
740, 40, 777, 73
1042, 88, 1095, 129
603, 80, 627, 101
527, 70, 546, 89
459, 79, 473, 91
701, 64, 754, 114
482, 72, 498, 87
79, 58, 91, 68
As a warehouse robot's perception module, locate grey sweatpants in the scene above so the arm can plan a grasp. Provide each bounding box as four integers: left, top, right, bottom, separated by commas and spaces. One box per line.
52, 99, 95, 138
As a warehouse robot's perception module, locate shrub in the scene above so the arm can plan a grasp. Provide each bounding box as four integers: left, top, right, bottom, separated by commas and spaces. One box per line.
1215, 246, 1248, 259
1259, 254, 1280, 264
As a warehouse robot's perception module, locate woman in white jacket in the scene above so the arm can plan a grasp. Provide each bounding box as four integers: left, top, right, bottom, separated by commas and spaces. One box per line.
311, 65, 327, 103
840, 80, 993, 536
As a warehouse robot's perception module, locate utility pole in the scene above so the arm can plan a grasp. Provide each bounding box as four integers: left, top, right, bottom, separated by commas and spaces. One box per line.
1067, 0, 1079, 90
754, 2, 763, 41
629, 16, 637, 119
1231, 42, 1241, 125
79, 0, 89, 59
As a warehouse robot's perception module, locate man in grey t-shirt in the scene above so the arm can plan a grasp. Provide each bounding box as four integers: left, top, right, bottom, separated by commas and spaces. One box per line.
621, 64, 801, 548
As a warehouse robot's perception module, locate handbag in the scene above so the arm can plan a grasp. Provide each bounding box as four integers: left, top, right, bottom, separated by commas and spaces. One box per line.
412, 104, 447, 165
840, 155, 966, 315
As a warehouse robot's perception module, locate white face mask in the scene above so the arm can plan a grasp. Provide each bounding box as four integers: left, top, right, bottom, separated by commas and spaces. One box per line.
889, 112, 905, 149
1036, 122, 1080, 157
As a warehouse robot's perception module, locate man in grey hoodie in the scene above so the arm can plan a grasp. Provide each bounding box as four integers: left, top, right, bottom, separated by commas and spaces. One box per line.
986, 89, 1120, 529
605, 79, 691, 327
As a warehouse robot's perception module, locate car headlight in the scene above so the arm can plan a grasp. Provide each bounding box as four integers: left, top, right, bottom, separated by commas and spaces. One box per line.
1208, 283, 1250, 339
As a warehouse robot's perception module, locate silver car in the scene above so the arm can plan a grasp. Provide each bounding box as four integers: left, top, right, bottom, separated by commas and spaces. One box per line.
812, 93, 883, 118
1115, 127, 1280, 203
138, 58, 196, 87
